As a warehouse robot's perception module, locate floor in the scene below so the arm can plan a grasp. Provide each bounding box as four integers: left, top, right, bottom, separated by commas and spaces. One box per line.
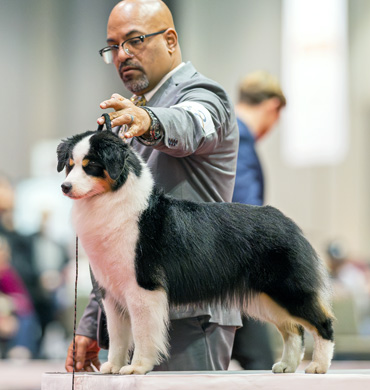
2, 360, 370, 390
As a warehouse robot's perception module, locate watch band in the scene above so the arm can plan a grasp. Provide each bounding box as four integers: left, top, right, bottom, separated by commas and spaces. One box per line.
139, 107, 163, 146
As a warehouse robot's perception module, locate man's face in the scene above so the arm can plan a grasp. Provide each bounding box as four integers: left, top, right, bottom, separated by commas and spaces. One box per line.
106, 6, 172, 95
257, 99, 282, 140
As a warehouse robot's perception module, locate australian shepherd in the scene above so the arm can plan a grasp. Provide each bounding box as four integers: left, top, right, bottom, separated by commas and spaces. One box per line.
57, 130, 334, 375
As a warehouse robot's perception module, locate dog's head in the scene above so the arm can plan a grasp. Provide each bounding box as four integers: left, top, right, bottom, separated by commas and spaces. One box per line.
57, 131, 130, 200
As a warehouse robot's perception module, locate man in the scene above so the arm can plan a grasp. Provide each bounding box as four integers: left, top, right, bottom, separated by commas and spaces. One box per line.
231, 70, 286, 369
65, 0, 241, 373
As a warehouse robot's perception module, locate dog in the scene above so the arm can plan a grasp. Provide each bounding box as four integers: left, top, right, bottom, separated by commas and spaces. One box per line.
57, 129, 334, 375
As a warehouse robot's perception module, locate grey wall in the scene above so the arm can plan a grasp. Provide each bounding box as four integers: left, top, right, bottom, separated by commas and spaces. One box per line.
1, 0, 370, 259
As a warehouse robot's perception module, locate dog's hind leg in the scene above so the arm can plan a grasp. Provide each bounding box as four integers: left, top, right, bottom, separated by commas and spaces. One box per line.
295, 303, 334, 374
245, 293, 305, 373
119, 287, 169, 375
272, 322, 305, 373
275, 296, 334, 374
100, 298, 133, 374
304, 328, 334, 374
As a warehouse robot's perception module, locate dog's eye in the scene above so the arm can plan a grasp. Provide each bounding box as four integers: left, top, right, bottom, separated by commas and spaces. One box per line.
87, 161, 103, 169
66, 158, 74, 174
83, 161, 105, 177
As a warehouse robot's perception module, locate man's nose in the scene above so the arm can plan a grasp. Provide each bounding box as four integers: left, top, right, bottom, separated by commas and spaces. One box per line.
117, 46, 132, 62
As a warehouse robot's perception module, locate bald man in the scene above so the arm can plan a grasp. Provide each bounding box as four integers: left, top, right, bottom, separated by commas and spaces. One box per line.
65, 0, 241, 374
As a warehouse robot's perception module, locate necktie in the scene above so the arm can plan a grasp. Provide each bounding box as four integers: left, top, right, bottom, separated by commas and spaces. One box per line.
130, 95, 147, 106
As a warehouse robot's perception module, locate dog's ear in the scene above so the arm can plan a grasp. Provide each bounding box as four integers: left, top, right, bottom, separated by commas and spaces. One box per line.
56, 140, 71, 172
98, 140, 129, 181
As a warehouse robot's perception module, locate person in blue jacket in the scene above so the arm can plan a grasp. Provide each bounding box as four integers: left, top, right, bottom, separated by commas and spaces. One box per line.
232, 70, 286, 369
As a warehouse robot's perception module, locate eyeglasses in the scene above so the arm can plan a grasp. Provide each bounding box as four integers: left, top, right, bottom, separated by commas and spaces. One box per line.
99, 29, 168, 64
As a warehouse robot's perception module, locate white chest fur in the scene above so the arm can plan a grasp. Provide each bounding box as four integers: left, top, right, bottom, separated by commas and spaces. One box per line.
71, 169, 153, 300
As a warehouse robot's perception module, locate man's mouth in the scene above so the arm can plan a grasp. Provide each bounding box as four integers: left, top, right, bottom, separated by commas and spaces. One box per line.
121, 66, 139, 75
119, 62, 142, 77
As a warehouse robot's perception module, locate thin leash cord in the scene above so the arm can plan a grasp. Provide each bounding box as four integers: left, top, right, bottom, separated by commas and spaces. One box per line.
72, 235, 78, 390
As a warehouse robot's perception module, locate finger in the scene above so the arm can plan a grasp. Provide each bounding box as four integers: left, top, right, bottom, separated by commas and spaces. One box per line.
84, 363, 94, 372
75, 344, 88, 371
124, 124, 147, 139
100, 96, 132, 110
97, 111, 131, 126
65, 341, 78, 372
91, 357, 101, 371
65, 348, 74, 372
111, 113, 134, 128
111, 93, 124, 100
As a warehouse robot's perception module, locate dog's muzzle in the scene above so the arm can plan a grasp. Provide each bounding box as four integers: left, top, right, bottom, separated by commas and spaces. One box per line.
61, 182, 72, 194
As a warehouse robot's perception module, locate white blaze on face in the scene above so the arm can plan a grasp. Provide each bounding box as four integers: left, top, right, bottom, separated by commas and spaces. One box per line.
62, 135, 106, 199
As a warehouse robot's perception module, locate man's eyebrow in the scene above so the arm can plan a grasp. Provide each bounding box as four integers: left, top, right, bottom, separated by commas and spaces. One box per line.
106, 30, 144, 44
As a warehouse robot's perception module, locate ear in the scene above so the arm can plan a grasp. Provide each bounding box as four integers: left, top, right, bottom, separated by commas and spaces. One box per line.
164, 28, 178, 53
97, 140, 129, 181
265, 97, 281, 112
56, 140, 71, 172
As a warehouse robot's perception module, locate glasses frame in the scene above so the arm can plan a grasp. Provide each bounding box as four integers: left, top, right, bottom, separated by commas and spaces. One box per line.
99, 29, 168, 63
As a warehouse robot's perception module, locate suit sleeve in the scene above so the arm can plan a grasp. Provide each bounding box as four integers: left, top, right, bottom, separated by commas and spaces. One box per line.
143, 82, 235, 158
76, 290, 99, 340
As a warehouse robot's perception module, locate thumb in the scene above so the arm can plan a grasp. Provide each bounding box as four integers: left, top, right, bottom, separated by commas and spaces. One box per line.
75, 338, 89, 371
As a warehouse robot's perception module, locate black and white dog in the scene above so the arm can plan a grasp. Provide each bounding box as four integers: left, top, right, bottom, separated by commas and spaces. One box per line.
57, 130, 334, 375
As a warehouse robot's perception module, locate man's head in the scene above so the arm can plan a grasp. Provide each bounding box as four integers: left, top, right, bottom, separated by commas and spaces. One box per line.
236, 71, 286, 140
103, 0, 182, 95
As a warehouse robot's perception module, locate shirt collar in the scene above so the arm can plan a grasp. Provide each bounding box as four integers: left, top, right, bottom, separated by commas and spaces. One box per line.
143, 62, 185, 102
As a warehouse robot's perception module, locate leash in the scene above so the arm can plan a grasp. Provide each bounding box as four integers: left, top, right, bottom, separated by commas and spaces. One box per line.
71, 114, 111, 389
97, 113, 112, 132
72, 235, 79, 390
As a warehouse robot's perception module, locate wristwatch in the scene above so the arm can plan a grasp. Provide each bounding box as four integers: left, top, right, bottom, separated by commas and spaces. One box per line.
139, 107, 163, 146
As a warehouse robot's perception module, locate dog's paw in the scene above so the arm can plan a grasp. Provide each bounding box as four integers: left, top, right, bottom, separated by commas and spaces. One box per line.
119, 363, 153, 375
100, 361, 121, 374
305, 361, 328, 374
272, 361, 297, 373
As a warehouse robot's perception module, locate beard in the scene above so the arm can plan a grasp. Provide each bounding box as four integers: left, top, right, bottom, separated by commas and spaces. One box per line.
123, 74, 150, 93
119, 60, 150, 93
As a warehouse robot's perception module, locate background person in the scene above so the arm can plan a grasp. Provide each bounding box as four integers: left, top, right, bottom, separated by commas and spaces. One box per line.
0, 235, 39, 359
65, 0, 241, 373
231, 70, 286, 369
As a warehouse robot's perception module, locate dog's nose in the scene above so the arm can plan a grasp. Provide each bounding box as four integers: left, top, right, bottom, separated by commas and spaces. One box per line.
61, 182, 72, 194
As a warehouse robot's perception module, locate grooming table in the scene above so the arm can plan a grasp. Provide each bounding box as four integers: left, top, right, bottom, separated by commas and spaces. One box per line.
42, 369, 370, 390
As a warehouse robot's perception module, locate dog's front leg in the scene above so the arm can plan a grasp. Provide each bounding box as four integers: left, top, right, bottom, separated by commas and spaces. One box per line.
119, 288, 169, 375
100, 298, 133, 374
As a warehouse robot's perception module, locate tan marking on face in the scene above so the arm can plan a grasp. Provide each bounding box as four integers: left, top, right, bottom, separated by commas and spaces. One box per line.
103, 170, 116, 190
82, 159, 90, 167
69, 158, 75, 167
93, 175, 114, 193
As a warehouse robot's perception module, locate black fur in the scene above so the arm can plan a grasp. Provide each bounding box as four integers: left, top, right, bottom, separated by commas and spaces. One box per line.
135, 190, 334, 342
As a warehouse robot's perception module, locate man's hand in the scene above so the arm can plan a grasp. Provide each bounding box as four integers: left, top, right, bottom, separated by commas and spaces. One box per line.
65, 335, 101, 372
98, 93, 151, 139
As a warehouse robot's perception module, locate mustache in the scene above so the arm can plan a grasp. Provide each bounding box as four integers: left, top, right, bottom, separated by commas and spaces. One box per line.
119, 60, 144, 73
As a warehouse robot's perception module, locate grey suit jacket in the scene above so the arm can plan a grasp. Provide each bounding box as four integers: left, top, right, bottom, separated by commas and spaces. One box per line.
77, 62, 242, 344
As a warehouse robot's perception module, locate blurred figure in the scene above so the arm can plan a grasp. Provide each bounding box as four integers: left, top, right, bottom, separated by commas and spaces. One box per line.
0, 174, 69, 357
0, 175, 36, 302
327, 240, 370, 335
231, 71, 286, 369
0, 235, 39, 358
29, 209, 69, 351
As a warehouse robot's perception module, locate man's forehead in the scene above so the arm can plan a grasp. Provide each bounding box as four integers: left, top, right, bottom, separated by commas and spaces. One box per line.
107, 1, 162, 36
